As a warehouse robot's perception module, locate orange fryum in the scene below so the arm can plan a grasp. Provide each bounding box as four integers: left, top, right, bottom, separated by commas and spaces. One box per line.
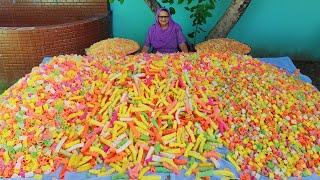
3, 166, 12, 178
162, 128, 175, 136
159, 69, 168, 79
165, 100, 177, 113
59, 165, 67, 179
203, 151, 220, 159
104, 154, 126, 163
162, 162, 178, 174
240, 172, 251, 180
128, 121, 140, 138
80, 124, 89, 138
81, 134, 97, 153
191, 168, 199, 175
54, 157, 68, 169
173, 158, 187, 165
150, 127, 162, 143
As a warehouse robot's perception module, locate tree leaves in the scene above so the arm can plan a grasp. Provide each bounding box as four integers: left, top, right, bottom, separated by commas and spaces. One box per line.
169, 7, 176, 14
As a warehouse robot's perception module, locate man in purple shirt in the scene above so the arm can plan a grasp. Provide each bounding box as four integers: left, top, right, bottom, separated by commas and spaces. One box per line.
142, 8, 189, 53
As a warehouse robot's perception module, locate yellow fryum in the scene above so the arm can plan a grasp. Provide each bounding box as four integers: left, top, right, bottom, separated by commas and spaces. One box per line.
226, 154, 241, 172
141, 176, 161, 180
162, 132, 176, 142
184, 143, 194, 157
136, 146, 144, 164
212, 170, 235, 177
185, 121, 196, 142
89, 146, 106, 157
129, 144, 137, 161
199, 136, 206, 153
188, 151, 207, 162
89, 119, 105, 127
77, 163, 92, 172
110, 163, 124, 173
193, 133, 204, 151
139, 166, 151, 179
78, 156, 92, 167
185, 162, 198, 176
64, 139, 80, 149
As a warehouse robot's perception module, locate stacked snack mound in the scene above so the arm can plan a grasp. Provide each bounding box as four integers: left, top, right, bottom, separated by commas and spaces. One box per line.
86, 38, 140, 57
195, 38, 251, 55
0, 53, 319, 179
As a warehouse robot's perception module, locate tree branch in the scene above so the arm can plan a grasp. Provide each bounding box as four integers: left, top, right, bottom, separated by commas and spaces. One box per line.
207, 0, 251, 39
144, 0, 162, 14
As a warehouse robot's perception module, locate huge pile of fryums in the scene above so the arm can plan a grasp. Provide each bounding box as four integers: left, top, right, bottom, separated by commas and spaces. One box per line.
0, 53, 319, 179
86, 38, 140, 57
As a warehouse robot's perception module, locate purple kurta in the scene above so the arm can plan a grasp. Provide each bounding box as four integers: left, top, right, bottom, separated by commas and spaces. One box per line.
144, 8, 187, 53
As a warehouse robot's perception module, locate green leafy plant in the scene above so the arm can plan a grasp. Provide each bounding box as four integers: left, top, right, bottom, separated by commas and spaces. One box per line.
162, 0, 216, 44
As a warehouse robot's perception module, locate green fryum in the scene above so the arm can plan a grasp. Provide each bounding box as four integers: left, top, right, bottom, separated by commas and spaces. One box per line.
117, 138, 128, 148
140, 134, 150, 141
6, 146, 16, 157
151, 118, 159, 129
167, 119, 173, 127
198, 166, 214, 172
155, 167, 171, 173
313, 145, 320, 153
188, 157, 196, 167
31, 151, 38, 158
154, 143, 161, 154
111, 173, 129, 180
267, 161, 275, 171
43, 139, 54, 147
197, 169, 215, 177
256, 143, 263, 150
203, 142, 215, 151
141, 112, 149, 121
183, 71, 193, 87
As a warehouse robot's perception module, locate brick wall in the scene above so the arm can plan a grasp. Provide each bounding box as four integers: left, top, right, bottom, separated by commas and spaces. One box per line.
0, 0, 111, 84
0, 0, 109, 26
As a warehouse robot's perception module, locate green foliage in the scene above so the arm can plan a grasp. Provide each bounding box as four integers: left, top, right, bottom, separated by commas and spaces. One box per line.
162, 0, 216, 43
0, 82, 10, 95
178, 0, 216, 44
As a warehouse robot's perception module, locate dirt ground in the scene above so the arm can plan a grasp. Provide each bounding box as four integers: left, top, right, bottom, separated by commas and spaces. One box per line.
293, 60, 320, 90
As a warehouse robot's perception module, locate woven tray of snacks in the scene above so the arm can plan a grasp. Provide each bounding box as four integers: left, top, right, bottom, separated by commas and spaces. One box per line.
195, 38, 251, 55
86, 38, 140, 57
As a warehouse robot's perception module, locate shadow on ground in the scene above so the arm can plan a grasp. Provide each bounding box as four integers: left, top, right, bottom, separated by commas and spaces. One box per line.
293, 60, 320, 90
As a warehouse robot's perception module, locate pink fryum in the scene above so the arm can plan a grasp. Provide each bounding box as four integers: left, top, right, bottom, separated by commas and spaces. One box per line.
182, 61, 192, 71
0, 159, 4, 173
144, 75, 154, 86
129, 164, 142, 179
78, 111, 88, 121
19, 170, 25, 177
212, 107, 229, 134
178, 78, 186, 88
207, 97, 219, 106
103, 145, 110, 153
109, 109, 119, 127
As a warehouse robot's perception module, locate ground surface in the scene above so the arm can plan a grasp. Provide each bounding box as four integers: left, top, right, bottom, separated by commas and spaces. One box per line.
293, 60, 320, 90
